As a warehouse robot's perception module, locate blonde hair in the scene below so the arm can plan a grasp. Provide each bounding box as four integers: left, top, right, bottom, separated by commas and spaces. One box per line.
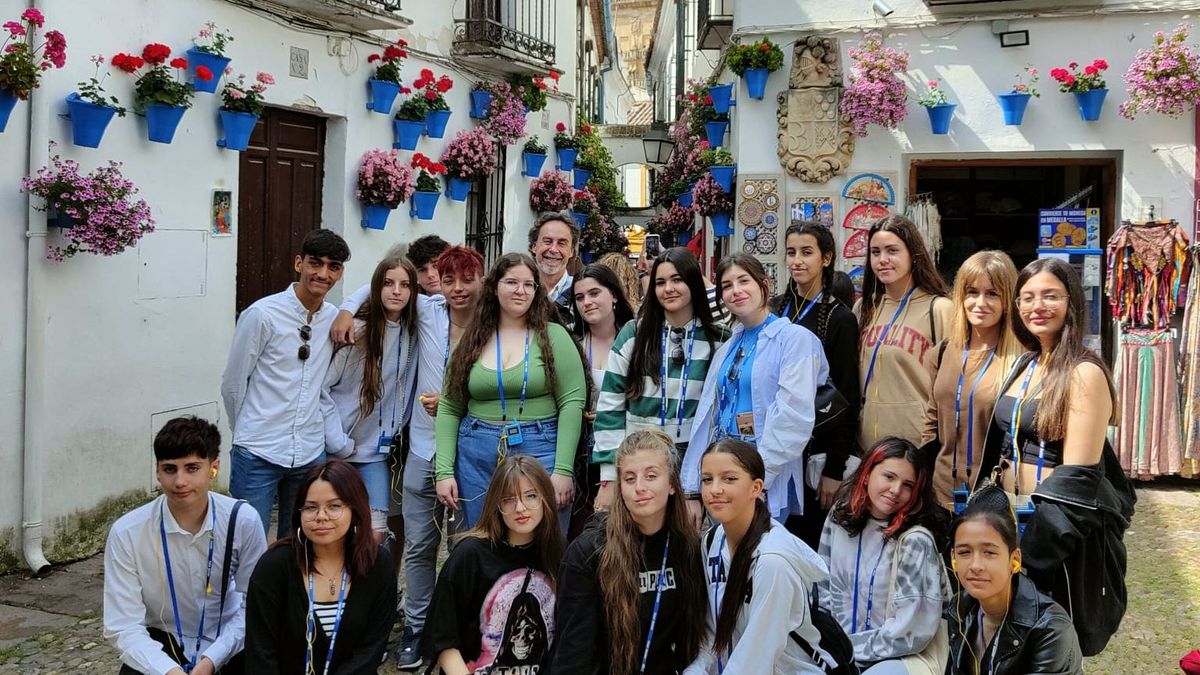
949, 250, 1023, 374
598, 252, 640, 307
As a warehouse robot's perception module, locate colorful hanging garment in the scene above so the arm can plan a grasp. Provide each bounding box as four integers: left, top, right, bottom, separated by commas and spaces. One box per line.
1113, 327, 1183, 479
1177, 246, 1200, 478
1106, 220, 1191, 329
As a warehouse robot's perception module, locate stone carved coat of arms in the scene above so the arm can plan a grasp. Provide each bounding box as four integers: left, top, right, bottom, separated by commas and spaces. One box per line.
777, 35, 856, 184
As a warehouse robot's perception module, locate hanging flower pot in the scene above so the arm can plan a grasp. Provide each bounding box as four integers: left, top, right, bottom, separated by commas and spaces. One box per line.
446, 176, 471, 202
676, 190, 693, 209
393, 119, 424, 150
361, 203, 394, 230
144, 103, 187, 144
677, 229, 692, 246
469, 89, 493, 119
367, 79, 401, 114
1, 87, 20, 133
997, 93, 1032, 126
709, 82, 734, 114
571, 211, 589, 230
425, 109, 452, 138
557, 147, 578, 171
523, 151, 547, 177
709, 164, 736, 192
924, 103, 956, 134
573, 168, 592, 190
46, 207, 80, 229
704, 120, 728, 147
581, 250, 597, 264
217, 109, 259, 151
66, 93, 119, 149
410, 190, 439, 220
1073, 88, 1107, 121
711, 213, 733, 237
743, 68, 769, 100
185, 47, 230, 94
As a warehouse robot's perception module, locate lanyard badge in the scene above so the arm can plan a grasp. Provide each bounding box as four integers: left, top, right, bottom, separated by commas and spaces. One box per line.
497, 330, 531, 453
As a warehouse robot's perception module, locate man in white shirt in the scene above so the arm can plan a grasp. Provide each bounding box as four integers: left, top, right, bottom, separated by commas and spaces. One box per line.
528, 211, 578, 326
104, 416, 267, 675
221, 228, 350, 537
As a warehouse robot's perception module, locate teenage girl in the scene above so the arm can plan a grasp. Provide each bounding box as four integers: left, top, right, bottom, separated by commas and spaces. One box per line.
857, 215, 952, 449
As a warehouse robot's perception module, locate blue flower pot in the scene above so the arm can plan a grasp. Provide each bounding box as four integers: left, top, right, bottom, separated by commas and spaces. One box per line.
66, 93, 118, 148
410, 190, 439, 220
925, 103, 956, 135
367, 79, 401, 114
144, 103, 187, 144
743, 68, 769, 100
425, 109, 452, 138
361, 203, 394, 230
393, 118, 424, 150
711, 212, 733, 237
523, 151, 547, 177
997, 93, 1031, 126
217, 109, 259, 151
47, 207, 80, 229
709, 164, 736, 192
581, 251, 597, 264
1073, 89, 1107, 122
0, 87, 16, 132
709, 82, 734, 114
186, 47, 229, 94
571, 211, 589, 229
557, 147, 578, 171
446, 176, 472, 202
469, 89, 493, 119
704, 120, 728, 147
677, 230, 692, 246
676, 191, 693, 208
573, 168, 592, 190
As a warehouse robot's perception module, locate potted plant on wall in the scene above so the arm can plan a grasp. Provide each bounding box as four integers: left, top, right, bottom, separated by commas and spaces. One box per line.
217, 71, 274, 151
726, 37, 784, 100
571, 188, 598, 231
440, 127, 497, 201
692, 174, 734, 237
529, 171, 574, 213
693, 96, 729, 147
916, 78, 955, 134
365, 38, 408, 114
22, 153, 155, 261
522, 136, 548, 177
470, 81, 492, 119
707, 77, 735, 114
647, 202, 695, 247
187, 22, 233, 93
998, 65, 1039, 125
510, 72, 552, 112
356, 148, 413, 230
66, 55, 126, 149
554, 121, 579, 170
579, 210, 629, 264
393, 93, 426, 150
410, 152, 445, 220
703, 146, 735, 192
1120, 22, 1200, 119
414, 69, 454, 138
0, 8, 66, 132
841, 31, 909, 137
481, 81, 527, 144
1050, 59, 1109, 121
115, 45, 210, 144
573, 133, 598, 190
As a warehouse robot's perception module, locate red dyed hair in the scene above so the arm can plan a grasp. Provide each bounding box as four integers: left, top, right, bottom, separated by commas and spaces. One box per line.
434, 245, 484, 280
832, 436, 932, 539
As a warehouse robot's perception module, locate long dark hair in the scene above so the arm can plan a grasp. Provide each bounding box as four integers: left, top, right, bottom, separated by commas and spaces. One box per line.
858, 215, 949, 334
1013, 258, 1118, 439
445, 253, 560, 405
703, 438, 772, 655
276, 460, 378, 579
600, 431, 707, 674
571, 263, 636, 341
830, 436, 936, 539
626, 247, 719, 402
772, 222, 837, 313
347, 255, 418, 419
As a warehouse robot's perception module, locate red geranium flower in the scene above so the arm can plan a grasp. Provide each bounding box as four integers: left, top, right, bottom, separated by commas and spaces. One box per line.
1049, 67, 1068, 81
536, 80, 548, 90
383, 45, 405, 61
549, 71, 560, 81
436, 76, 453, 93
582, 124, 591, 134
1093, 58, 1108, 70
420, 68, 433, 80
424, 89, 438, 101
1064, 74, 1076, 85
432, 162, 446, 174
401, 87, 412, 94
112, 52, 145, 73
195, 65, 213, 82
368, 53, 380, 63
1068, 62, 1078, 69
398, 38, 408, 47
556, 122, 567, 132
170, 57, 188, 69
412, 153, 428, 168
1084, 65, 1097, 75
758, 43, 769, 52
413, 77, 428, 89
574, 190, 588, 199
703, 94, 713, 105
142, 43, 171, 65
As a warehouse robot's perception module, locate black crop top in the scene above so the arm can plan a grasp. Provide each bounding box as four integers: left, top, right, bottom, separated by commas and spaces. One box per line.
993, 393, 1065, 471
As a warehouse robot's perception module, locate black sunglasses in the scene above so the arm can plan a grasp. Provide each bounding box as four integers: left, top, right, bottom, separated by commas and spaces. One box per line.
299, 324, 311, 361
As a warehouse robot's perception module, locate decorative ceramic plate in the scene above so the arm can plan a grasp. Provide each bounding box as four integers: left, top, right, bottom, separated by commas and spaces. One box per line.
764, 194, 779, 210
761, 181, 776, 194
762, 211, 778, 227
738, 200, 764, 225
756, 231, 777, 254
744, 226, 759, 241
742, 182, 758, 198
743, 241, 758, 254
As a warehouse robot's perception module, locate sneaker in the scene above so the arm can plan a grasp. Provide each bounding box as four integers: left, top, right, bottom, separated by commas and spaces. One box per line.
394, 627, 423, 671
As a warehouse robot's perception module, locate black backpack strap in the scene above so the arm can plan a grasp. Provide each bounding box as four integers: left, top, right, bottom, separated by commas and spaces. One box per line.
789, 629, 835, 674
217, 500, 246, 636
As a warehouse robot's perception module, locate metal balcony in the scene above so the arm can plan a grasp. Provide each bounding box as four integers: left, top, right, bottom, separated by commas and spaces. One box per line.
697, 0, 732, 51
453, 0, 557, 74
244, 0, 411, 31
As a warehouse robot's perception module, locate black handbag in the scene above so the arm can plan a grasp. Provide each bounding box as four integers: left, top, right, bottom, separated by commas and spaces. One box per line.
812, 379, 849, 439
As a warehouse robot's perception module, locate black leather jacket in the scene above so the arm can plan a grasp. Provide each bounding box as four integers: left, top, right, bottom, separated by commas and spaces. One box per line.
945, 573, 1083, 675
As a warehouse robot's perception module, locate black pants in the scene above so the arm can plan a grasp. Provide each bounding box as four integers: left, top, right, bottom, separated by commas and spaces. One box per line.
117, 628, 245, 674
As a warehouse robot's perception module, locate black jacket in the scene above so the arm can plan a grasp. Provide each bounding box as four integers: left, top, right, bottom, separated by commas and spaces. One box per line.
792, 296, 862, 477
945, 573, 1083, 675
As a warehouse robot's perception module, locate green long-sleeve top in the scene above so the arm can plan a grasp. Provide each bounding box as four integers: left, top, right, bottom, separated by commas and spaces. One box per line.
435, 322, 586, 479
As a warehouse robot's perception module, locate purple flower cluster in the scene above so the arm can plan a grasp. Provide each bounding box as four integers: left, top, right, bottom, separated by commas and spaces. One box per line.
21, 155, 154, 262
580, 215, 628, 255
691, 174, 732, 217
840, 31, 909, 137
483, 82, 528, 145
646, 202, 695, 240
440, 128, 498, 180
529, 171, 574, 213
356, 148, 414, 208
1120, 22, 1200, 119
0, 7, 66, 98
220, 71, 274, 116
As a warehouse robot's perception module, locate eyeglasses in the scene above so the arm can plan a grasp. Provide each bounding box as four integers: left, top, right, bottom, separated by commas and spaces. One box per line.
1016, 294, 1067, 310
499, 278, 538, 293
298, 324, 312, 361
300, 502, 344, 520
499, 491, 543, 515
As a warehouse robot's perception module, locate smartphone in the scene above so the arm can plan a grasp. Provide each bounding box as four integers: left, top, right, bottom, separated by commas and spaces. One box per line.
644, 234, 662, 260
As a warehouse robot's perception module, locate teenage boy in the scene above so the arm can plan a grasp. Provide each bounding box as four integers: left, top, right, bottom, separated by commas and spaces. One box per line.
104, 416, 267, 675
528, 211, 579, 324
407, 234, 449, 295
221, 228, 350, 537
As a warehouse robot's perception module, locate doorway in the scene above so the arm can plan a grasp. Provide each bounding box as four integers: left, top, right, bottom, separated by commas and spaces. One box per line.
236, 107, 328, 314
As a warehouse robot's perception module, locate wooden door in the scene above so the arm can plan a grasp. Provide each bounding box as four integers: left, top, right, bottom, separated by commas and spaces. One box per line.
236, 108, 327, 314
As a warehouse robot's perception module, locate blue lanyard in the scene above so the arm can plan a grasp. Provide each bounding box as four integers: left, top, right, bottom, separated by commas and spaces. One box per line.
713, 532, 730, 674
782, 291, 823, 324
443, 307, 452, 370
717, 318, 773, 438
952, 347, 997, 489
862, 287, 917, 394
159, 496, 217, 671
850, 532, 888, 633
380, 326, 405, 435
1010, 358, 1038, 496
639, 533, 671, 674
306, 567, 349, 675
496, 330, 531, 422
659, 322, 697, 438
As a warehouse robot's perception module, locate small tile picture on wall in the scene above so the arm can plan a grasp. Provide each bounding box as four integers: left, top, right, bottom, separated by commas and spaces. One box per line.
211, 189, 234, 237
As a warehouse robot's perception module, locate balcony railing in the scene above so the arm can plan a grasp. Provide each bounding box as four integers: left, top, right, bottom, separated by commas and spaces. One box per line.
697, 0, 732, 51
248, 0, 411, 31
454, 0, 556, 71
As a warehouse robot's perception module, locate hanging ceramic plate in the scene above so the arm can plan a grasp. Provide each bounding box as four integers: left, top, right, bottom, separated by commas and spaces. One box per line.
742, 182, 758, 198
843, 203, 889, 231
761, 181, 777, 194
843, 228, 869, 259
762, 212, 778, 227
756, 231, 777, 254
841, 173, 895, 205
744, 226, 759, 241
738, 200, 764, 225
743, 241, 758, 254
764, 194, 780, 210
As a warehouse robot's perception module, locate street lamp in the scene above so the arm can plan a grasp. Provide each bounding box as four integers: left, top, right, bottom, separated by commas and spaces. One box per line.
642, 121, 675, 165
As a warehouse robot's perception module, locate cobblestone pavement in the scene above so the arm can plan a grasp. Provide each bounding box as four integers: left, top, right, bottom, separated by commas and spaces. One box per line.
2, 484, 1197, 674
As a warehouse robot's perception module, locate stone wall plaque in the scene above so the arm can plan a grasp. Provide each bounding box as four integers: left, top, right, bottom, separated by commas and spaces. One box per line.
777, 35, 855, 184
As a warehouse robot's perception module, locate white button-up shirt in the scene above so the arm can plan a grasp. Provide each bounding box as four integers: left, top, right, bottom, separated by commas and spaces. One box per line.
103, 493, 267, 675
221, 284, 336, 468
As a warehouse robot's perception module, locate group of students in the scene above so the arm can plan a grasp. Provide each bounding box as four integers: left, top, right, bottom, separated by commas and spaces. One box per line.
102, 209, 1135, 674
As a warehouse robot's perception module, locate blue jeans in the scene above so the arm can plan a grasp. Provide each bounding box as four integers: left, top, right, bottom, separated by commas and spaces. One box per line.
401, 453, 444, 633
230, 445, 326, 539
454, 415, 569, 534
352, 460, 392, 534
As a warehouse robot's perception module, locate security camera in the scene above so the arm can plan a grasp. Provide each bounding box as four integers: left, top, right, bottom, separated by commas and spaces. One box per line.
873, 0, 895, 17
